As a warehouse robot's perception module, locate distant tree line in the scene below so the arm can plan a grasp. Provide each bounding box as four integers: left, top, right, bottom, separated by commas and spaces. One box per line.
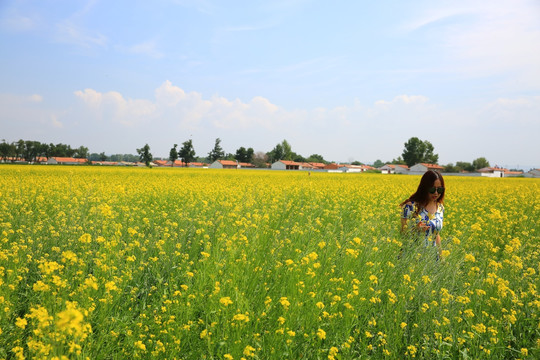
162, 138, 330, 169
0, 139, 89, 162
2, 137, 494, 171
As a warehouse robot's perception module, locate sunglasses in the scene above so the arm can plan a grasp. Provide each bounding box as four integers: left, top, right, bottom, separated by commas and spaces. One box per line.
428, 186, 445, 194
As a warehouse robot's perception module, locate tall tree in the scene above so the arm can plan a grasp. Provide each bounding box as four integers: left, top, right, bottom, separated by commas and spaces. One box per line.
16, 140, 25, 160
281, 140, 293, 160
402, 137, 439, 167
306, 154, 326, 163
22, 140, 40, 162
208, 138, 225, 162
246, 147, 254, 163
179, 139, 196, 167
472, 157, 490, 170
293, 154, 306, 162
444, 163, 459, 173
456, 161, 475, 172
0, 140, 15, 161
422, 141, 438, 164
74, 145, 89, 159
267, 139, 295, 163
169, 144, 179, 167
99, 152, 108, 161
234, 147, 255, 163
137, 144, 153, 167
235, 147, 247, 163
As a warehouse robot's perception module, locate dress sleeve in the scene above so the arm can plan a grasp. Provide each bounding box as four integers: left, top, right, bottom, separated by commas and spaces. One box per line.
401, 202, 414, 219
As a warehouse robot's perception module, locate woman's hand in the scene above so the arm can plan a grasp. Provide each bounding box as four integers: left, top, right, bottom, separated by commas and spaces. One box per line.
417, 221, 430, 231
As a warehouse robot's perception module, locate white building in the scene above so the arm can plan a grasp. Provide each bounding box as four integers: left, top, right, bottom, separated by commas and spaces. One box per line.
528, 169, 540, 178
271, 160, 301, 170
209, 160, 239, 169
379, 164, 395, 174
478, 167, 507, 178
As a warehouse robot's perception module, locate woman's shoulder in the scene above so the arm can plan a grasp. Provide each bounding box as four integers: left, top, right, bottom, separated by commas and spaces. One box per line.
403, 200, 415, 207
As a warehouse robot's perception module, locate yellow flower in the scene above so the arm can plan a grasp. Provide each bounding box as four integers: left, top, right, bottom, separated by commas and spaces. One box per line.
219, 297, 233, 306
15, 317, 27, 329
232, 313, 250, 323
472, 323, 486, 333
317, 328, 326, 340
134, 340, 146, 351
11, 346, 24, 360
224, 354, 234, 360
33, 280, 50, 292
329, 346, 338, 358
28, 305, 53, 328
84, 276, 99, 290
465, 253, 476, 262
406, 345, 417, 357
55, 302, 91, 338
243, 345, 255, 357
105, 281, 118, 292
78, 233, 92, 244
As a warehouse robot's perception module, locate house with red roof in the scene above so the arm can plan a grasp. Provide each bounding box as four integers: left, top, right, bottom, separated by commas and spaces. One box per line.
271, 160, 301, 170
478, 167, 524, 178
238, 162, 255, 168
409, 163, 444, 174
309, 162, 326, 169
188, 162, 209, 168
380, 164, 409, 174
153, 160, 170, 167
209, 160, 239, 169
47, 157, 87, 165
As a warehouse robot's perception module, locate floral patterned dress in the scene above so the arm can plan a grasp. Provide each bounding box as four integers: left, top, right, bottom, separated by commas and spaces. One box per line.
401, 201, 444, 247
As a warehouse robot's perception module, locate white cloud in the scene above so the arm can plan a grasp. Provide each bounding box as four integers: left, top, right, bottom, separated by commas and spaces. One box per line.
29, 94, 43, 103
124, 40, 164, 59
375, 95, 429, 107
2, 83, 538, 166
55, 21, 107, 48
51, 115, 63, 128
74, 89, 156, 126
482, 96, 540, 126
0, 14, 37, 32
402, 0, 540, 91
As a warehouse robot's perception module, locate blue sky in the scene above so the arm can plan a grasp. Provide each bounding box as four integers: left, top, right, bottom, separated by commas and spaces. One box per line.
1, 0, 539, 168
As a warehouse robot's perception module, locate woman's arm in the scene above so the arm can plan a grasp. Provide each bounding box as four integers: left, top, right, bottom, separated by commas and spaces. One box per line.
400, 218, 408, 233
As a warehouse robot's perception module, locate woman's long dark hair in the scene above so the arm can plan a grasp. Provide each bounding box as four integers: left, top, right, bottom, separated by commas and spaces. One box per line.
400, 170, 445, 208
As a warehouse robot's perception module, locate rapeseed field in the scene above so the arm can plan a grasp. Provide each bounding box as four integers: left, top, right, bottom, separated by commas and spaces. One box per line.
0, 165, 538, 359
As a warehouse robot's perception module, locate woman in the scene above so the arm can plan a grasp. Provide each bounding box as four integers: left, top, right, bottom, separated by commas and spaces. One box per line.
400, 170, 445, 256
